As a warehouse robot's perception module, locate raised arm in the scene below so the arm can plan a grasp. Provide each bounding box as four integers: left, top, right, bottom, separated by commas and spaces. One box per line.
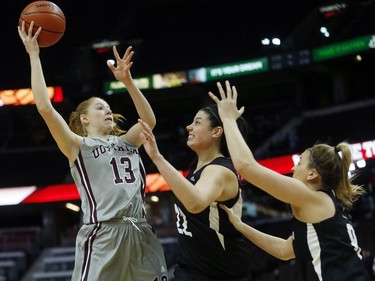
18, 21, 81, 163
138, 119, 234, 213
208, 81, 314, 207
108, 46, 156, 147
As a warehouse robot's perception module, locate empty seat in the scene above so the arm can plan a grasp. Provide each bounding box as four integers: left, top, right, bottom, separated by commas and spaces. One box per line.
0, 260, 18, 281
0, 251, 28, 273
43, 255, 75, 272
32, 270, 72, 281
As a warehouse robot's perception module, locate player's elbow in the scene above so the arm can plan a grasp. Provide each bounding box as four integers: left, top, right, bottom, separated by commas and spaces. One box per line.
275, 240, 295, 261
149, 119, 156, 129
184, 200, 206, 214
37, 104, 54, 118
233, 158, 252, 176
145, 117, 156, 130
277, 252, 295, 261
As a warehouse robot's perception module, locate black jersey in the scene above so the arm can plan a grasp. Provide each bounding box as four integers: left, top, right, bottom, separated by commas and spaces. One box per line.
174, 157, 253, 279
292, 188, 370, 281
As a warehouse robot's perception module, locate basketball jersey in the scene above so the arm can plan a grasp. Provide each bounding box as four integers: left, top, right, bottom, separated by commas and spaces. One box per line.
292, 188, 370, 281
70, 136, 168, 281
70, 136, 146, 223
174, 157, 253, 279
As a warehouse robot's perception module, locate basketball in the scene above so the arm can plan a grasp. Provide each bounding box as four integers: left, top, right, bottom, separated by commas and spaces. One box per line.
19, 1, 66, 48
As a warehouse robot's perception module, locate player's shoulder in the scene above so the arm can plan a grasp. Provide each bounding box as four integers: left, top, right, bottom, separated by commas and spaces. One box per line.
209, 157, 235, 172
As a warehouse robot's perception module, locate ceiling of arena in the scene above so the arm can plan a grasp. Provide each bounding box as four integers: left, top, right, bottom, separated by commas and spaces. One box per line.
2, 0, 374, 93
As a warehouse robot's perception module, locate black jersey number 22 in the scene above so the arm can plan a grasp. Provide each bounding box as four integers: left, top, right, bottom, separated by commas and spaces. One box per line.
174, 204, 193, 237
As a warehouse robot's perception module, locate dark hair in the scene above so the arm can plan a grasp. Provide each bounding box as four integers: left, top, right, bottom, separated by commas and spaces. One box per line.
188, 104, 249, 179
201, 104, 249, 158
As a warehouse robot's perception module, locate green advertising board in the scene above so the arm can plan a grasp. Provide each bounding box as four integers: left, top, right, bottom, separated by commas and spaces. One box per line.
205, 57, 269, 81
313, 35, 373, 62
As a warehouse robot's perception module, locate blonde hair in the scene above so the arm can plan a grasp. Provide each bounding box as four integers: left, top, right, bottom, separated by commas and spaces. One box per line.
68, 97, 126, 136
309, 142, 366, 207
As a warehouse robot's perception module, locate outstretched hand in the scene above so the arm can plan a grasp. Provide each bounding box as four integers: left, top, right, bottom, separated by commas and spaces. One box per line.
18, 20, 41, 56
138, 119, 161, 161
208, 80, 245, 121
107, 46, 134, 83
219, 195, 243, 228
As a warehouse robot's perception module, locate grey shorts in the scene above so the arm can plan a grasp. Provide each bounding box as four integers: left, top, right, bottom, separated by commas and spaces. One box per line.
71, 218, 168, 281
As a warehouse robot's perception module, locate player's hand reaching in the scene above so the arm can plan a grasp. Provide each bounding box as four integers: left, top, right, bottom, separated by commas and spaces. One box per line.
208, 80, 245, 122
138, 119, 162, 162
107, 46, 134, 83
219, 195, 244, 229
18, 20, 41, 56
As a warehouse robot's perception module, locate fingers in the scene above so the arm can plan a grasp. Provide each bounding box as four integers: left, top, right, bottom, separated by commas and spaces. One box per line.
232, 84, 238, 101
138, 119, 153, 135
35, 26, 42, 37
111, 46, 134, 70
18, 20, 42, 46
215, 80, 235, 100
112, 46, 120, 61
124, 52, 134, 66
219, 203, 229, 211
18, 20, 28, 37
19, 20, 25, 32
138, 119, 157, 147
139, 131, 147, 143
17, 22, 24, 38
239, 106, 245, 116
209, 80, 241, 109
225, 80, 232, 99
123, 47, 134, 67
208, 91, 220, 103
216, 81, 226, 99
28, 21, 34, 36
123, 46, 133, 60
140, 130, 152, 142
219, 204, 234, 217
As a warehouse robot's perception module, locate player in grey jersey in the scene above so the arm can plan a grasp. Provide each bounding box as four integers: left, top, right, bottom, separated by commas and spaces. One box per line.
18, 21, 168, 281
210, 81, 370, 281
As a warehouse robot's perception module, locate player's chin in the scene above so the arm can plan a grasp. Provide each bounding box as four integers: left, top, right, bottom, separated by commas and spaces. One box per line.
186, 140, 196, 149
104, 125, 114, 133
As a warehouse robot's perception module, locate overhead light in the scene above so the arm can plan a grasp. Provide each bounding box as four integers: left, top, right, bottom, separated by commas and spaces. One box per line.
261, 38, 270, 45
261, 38, 280, 46
356, 160, 366, 169
65, 202, 80, 212
320, 26, 330, 37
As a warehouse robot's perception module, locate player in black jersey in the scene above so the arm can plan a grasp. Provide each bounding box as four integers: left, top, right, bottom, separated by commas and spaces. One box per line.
139, 103, 253, 280
209, 80, 370, 281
